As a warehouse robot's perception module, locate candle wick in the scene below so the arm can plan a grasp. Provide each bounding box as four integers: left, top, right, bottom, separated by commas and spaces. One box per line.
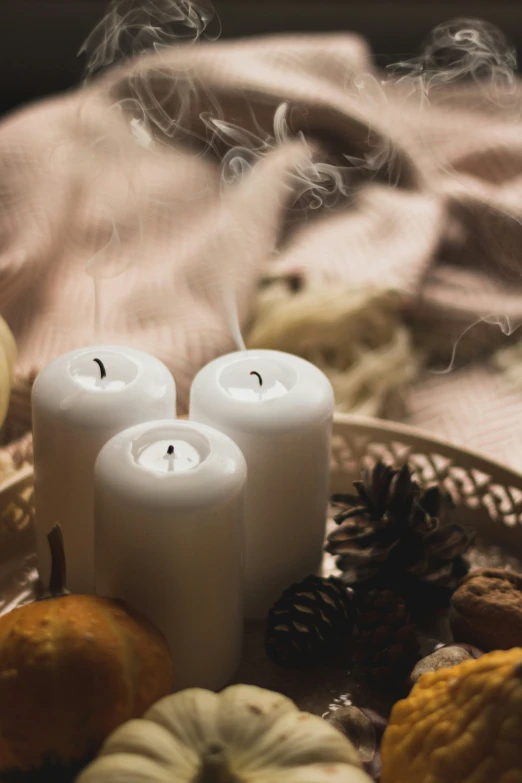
93, 358, 107, 379
250, 371, 263, 387
167, 445, 174, 456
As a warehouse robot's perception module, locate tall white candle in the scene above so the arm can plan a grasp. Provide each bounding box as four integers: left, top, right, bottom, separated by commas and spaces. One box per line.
32, 345, 176, 594
95, 419, 246, 691
190, 349, 334, 618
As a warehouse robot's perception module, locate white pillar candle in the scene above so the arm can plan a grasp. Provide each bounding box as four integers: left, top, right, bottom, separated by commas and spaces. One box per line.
32, 345, 176, 594
190, 349, 334, 618
94, 419, 246, 691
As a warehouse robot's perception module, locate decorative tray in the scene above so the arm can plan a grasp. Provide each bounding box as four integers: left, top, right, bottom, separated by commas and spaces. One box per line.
2, 412, 522, 720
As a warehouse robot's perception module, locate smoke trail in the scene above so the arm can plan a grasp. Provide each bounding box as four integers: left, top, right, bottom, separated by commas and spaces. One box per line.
391, 19, 518, 105
431, 314, 522, 375
390, 18, 520, 186
223, 286, 247, 352
389, 19, 522, 369
204, 101, 380, 214
77, 0, 414, 350
80, 0, 218, 80
76, 0, 220, 342
78, 3, 522, 363
200, 102, 379, 350
85, 220, 126, 342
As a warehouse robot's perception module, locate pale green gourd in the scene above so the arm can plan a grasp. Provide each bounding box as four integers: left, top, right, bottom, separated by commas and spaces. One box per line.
78, 684, 373, 783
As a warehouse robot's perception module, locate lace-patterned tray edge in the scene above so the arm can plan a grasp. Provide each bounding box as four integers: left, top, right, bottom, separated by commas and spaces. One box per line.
2, 412, 522, 556
331, 413, 522, 555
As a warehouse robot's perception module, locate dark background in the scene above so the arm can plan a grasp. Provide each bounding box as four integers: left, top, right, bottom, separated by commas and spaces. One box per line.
0, 0, 521, 115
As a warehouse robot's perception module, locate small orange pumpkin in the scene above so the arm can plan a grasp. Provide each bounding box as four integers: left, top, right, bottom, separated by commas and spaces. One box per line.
0, 525, 173, 777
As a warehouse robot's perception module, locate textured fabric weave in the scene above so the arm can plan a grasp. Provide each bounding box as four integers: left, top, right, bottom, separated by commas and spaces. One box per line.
1, 33, 522, 465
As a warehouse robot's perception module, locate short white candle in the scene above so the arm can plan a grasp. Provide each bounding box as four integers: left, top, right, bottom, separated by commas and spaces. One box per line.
32, 345, 176, 594
95, 419, 246, 691
190, 349, 334, 617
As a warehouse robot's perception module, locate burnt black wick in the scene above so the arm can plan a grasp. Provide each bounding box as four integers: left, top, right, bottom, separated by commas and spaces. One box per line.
93, 358, 107, 379
167, 445, 175, 456
250, 371, 263, 387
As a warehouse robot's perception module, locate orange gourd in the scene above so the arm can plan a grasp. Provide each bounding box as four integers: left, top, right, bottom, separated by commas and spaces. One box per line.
0, 525, 173, 778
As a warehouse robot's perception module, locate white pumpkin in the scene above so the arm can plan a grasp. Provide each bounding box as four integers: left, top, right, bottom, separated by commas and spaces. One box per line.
78, 684, 373, 783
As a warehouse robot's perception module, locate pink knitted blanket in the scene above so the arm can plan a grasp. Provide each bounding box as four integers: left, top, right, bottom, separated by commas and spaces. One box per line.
2, 31, 522, 466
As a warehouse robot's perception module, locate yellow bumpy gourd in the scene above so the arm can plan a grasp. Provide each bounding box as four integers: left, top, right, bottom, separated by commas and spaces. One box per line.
381, 648, 522, 783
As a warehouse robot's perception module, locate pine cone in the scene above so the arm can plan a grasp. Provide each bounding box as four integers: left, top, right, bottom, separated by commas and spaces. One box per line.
265, 575, 356, 668
354, 589, 420, 683
326, 461, 474, 608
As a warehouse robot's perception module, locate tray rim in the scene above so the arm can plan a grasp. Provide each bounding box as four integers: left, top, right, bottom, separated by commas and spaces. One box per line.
4, 413, 522, 551
331, 412, 522, 489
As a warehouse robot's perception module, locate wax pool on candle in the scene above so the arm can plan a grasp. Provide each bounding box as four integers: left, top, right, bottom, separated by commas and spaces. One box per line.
190, 350, 334, 618
95, 419, 246, 691
32, 346, 176, 594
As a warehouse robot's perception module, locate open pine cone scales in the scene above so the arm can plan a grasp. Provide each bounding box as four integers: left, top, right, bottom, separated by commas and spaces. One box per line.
265, 575, 356, 667
326, 461, 474, 607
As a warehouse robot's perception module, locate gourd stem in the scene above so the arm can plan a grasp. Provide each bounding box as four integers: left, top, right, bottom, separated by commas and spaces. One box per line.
195, 746, 238, 783
47, 524, 68, 596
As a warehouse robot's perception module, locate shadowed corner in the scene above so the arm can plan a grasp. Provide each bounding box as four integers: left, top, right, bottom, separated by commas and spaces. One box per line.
1, 750, 98, 783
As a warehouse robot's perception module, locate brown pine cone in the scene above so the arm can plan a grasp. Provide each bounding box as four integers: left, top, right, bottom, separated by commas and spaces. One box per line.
354, 588, 420, 683
327, 461, 473, 611
265, 575, 356, 667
